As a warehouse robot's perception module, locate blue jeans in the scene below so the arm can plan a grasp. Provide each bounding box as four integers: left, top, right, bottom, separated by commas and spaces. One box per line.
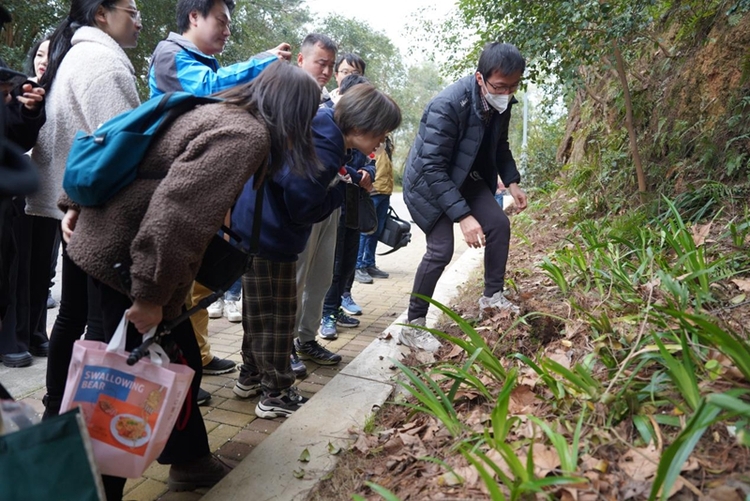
494, 192, 505, 208
225, 278, 242, 301
356, 194, 390, 270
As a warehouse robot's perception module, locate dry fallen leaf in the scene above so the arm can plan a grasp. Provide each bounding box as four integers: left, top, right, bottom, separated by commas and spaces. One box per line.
465, 408, 491, 431
508, 384, 538, 414
438, 465, 480, 487
446, 343, 464, 359
352, 433, 379, 454
398, 432, 423, 447
619, 444, 660, 480
691, 222, 712, 247
548, 350, 571, 370
704, 484, 744, 501
731, 278, 750, 293
557, 487, 578, 501
532, 443, 561, 476
382, 435, 405, 455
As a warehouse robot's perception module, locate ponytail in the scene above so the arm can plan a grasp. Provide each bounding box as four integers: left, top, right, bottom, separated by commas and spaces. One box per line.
39, 18, 75, 90
38, 0, 117, 91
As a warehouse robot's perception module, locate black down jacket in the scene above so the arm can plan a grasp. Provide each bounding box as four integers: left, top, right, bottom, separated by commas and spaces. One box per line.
403, 75, 521, 233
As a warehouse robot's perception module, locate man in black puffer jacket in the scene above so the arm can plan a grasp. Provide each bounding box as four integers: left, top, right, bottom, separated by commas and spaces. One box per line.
402, 42, 528, 352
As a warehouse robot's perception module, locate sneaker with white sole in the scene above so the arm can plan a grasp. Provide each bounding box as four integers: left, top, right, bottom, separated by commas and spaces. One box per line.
318, 314, 337, 340
233, 368, 262, 398
478, 291, 520, 315
336, 309, 359, 328
255, 387, 308, 419
203, 356, 236, 375
399, 317, 442, 353
290, 348, 307, 378
295, 338, 342, 365
207, 298, 224, 318
224, 299, 242, 322
341, 293, 362, 316
197, 387, 212, 406
354, 268, 373, 284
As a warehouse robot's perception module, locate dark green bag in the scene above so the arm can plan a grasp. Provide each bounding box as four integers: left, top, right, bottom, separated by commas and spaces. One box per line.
0, 406, 105, 500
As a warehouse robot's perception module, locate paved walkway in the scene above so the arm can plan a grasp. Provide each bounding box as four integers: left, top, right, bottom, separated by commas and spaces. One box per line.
0, 194, 470, 501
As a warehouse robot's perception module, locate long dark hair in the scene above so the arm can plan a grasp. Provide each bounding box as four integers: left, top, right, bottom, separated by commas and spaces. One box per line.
215, 62, 321, 178
39, 0, 118, 90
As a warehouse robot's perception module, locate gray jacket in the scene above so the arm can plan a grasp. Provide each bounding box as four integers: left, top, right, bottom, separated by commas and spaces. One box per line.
403, 75, 520, 233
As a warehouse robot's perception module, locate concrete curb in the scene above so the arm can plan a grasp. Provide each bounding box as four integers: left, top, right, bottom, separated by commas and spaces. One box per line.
202, 246, 484, 501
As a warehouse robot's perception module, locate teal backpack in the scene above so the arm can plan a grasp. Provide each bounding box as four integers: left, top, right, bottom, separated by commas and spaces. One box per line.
63, 92, 220, 206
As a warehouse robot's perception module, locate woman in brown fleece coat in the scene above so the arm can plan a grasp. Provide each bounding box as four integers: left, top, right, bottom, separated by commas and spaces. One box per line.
57, 61, 322, 496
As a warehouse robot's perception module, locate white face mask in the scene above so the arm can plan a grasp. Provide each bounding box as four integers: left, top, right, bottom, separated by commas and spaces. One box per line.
483, 85, 510, 114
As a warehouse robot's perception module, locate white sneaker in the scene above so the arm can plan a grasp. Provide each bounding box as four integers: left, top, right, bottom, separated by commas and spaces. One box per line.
478, 291, 520, 315
224, 300, 242, 323
207, 298, 224, 319
399, 317, 441, 353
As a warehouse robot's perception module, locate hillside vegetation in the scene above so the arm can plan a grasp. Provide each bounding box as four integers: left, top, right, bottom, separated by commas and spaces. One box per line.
312, 3, 750, 500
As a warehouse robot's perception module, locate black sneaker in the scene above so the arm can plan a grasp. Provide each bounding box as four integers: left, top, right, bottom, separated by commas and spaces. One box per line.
29, 341, 49, 357
366, 266, 389, 279
336, 309, 360, 328
203, 356, 236, 375
233, 370, 262, 398
168, 454, 233, 492
294, 338, 342, 365
255, 387, 308, 419
197, 387, 212, 406
290, 347, 307, 378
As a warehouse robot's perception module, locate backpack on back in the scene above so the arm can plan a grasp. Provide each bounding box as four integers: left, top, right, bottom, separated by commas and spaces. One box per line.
63, 92, 220, 206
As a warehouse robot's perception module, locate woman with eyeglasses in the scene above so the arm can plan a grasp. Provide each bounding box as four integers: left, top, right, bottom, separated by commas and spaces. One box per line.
26, 1, 142, 498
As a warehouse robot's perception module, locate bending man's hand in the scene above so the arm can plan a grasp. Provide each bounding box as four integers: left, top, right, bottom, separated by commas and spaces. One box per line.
508, 183, 528, 211
126, 300, 163, 334
459, 215, 485, 248
268, 43, 292, 61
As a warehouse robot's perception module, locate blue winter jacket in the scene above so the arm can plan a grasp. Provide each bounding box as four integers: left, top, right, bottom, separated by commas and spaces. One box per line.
231, 107, 347, 262
148, 32, 277, 98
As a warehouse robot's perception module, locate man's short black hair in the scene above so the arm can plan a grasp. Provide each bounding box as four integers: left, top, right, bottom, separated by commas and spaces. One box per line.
477, 42, 525, 78
334, 53, 366, 75
300, 33, 337, 55
177, 0, 236, 34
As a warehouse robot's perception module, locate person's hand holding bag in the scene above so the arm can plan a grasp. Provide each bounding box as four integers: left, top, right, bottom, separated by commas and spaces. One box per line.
126, 300, 162, 334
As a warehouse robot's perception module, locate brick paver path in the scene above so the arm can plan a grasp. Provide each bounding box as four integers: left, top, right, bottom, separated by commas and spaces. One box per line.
5, 194, 469, 500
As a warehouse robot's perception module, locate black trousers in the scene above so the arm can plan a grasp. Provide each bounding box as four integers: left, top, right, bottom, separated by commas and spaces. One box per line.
44, 246, 105, 418
408, 176, 511, 321
15, 212, 57, 350
322, 212, 361, 316
92, 278, 210, 500
0, 199, 51, 354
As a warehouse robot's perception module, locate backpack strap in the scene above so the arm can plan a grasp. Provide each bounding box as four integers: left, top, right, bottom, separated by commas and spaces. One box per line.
135, 93, 221, 183
249, 179, 264, 256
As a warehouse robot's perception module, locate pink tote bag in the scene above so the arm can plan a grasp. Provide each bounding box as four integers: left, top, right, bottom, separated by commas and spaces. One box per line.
60, 313, 194, 478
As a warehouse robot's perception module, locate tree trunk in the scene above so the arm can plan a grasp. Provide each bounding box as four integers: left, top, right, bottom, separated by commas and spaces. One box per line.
613, 39, 648, 195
